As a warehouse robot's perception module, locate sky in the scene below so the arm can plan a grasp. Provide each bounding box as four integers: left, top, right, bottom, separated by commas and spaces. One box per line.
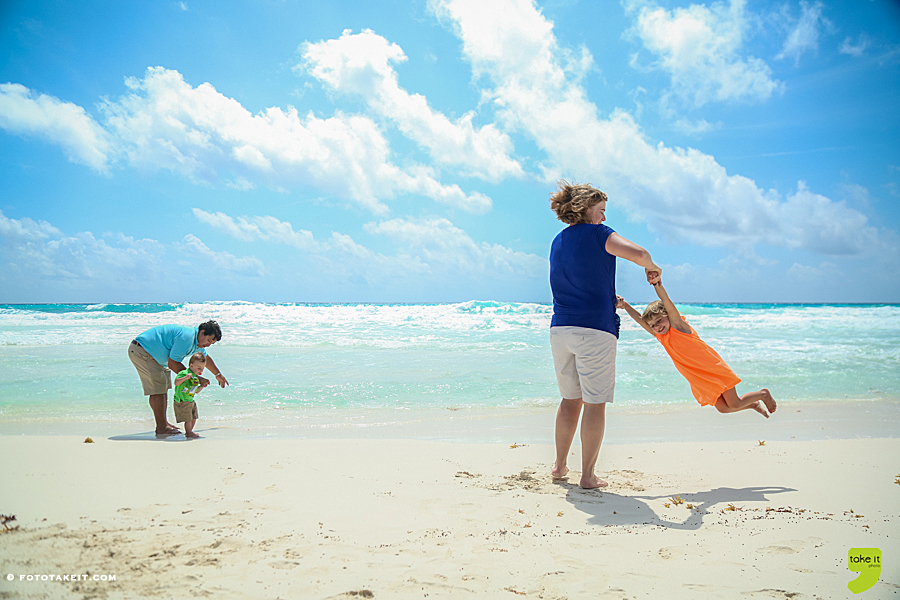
1, 0, 899, 304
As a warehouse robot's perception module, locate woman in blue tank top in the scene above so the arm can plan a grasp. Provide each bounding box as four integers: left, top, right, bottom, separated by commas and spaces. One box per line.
548, 181, 661, 489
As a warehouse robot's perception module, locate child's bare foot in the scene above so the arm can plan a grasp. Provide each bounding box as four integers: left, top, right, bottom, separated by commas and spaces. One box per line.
760, 388, 776, 414
551, 464, 569, 479
751, 401, 770, 418
580, 474, 608, 489
185, 431, 200, 439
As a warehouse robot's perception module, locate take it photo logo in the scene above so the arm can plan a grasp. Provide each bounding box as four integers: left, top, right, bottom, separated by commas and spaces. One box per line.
848, 548, 882, 594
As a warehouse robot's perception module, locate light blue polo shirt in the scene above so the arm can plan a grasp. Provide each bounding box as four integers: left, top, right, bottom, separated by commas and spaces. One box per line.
134, 325, 207, 367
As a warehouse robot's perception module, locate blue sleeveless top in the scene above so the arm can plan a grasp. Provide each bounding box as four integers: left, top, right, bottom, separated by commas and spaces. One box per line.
549, 223, 619, 337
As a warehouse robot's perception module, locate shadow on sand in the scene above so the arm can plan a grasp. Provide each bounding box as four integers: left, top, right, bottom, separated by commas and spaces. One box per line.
559, 483, 796, 530
108, 430, 213, 442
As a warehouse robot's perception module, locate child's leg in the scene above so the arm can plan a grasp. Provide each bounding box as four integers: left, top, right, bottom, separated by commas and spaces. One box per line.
184, 419, 199, 438
715, 387, 775, 418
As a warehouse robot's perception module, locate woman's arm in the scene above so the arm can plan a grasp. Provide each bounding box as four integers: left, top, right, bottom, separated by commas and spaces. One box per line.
653, 281, 690, 334
605, 233, 662, 283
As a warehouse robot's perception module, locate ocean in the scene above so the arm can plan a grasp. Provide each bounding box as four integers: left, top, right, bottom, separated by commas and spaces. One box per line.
1, 302, 898, 442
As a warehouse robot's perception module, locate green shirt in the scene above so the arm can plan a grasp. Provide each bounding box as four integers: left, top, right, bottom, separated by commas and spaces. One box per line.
173, 369, 201, 403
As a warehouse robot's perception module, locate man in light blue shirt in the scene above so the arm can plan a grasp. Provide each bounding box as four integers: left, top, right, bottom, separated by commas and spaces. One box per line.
128, 320, 229, 435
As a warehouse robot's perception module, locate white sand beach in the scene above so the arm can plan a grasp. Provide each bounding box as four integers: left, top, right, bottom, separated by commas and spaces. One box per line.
1, 432, 897, 599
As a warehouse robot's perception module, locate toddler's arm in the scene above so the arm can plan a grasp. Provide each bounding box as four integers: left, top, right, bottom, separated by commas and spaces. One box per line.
617, 295, 656, 336
652, 281, 690, 334
174, 374, 192, 386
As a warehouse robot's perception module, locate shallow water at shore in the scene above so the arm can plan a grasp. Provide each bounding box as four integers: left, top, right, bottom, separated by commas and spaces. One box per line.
1, 301, 898, 442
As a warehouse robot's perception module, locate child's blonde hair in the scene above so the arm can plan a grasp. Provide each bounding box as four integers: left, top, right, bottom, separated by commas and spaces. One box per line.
189, 352, 206, 365
641, 300, 667, 323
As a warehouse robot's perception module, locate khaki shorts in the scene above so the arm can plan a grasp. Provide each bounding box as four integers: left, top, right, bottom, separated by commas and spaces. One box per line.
174, 400, 198, 423
128, 340, 172, 395
550, 326, 617, 404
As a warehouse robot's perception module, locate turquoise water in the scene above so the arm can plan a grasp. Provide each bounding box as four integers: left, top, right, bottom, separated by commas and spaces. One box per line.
0, 302, 898, 436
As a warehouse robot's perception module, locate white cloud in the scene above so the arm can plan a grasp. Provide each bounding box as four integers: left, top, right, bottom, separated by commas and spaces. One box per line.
192, 208, 319, 249
671, 117, 718, 136
179, 234, 267, 276
624, 0, 781, 107
2, 68, 492, 215
0, 210, 61, 241
301, 29, 523, 183
364, 216, 547, 275
194, 208, 545, 281
0, 210, 270, 299
839, 34, 869, 58
781, 182, 876, 255
430, 0, 879, 257
776, 0, 829, 65
0, 83, 111, 172
0, 210, 164, 284
191, 208, 426, 285
787, 261, 838, 282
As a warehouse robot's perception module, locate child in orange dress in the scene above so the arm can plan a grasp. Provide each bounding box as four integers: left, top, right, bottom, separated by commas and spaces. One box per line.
618, 280, 776, 418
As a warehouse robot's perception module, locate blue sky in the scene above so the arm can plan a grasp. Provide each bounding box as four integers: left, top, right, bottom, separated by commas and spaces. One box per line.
1, 0, 898, 304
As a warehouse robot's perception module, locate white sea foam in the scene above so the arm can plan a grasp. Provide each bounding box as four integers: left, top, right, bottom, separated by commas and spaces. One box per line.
0, 302, 897, 433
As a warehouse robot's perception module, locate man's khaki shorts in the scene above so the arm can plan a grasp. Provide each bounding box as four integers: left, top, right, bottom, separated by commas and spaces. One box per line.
174, 400, 198, 423
128, 340, 171, 395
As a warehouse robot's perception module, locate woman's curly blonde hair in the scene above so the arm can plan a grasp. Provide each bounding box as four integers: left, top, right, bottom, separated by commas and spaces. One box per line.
549, 180, 608, 225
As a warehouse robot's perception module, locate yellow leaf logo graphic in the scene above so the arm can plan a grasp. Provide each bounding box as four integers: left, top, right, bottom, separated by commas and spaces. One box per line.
848, 548, 881, 594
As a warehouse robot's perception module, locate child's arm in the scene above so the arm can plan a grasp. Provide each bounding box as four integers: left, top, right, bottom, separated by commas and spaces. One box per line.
652, 281, 691, 334
616, 295, 656, 336
173, 374, 192, 386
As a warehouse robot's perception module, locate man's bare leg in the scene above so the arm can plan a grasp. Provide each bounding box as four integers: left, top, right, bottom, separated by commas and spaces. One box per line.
149, 394, 180, 434
553, 398, 582, 478
579, 402, 608, 489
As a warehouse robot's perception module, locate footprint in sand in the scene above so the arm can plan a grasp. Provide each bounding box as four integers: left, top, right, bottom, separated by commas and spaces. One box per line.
760, 545, 800, 555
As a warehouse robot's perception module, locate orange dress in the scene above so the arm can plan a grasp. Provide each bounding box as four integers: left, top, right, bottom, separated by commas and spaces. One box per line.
656, 318, 741, 406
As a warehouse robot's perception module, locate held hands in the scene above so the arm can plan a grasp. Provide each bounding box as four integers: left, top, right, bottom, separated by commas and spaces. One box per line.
645, 265, 662, 286
615, 295, 626, 309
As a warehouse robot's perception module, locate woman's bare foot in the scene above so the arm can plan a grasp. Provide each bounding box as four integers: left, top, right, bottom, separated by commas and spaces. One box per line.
580, 474, 608, 489
760, 389, 776, 414
551, 464, 569, 479
751, 401, 770, 418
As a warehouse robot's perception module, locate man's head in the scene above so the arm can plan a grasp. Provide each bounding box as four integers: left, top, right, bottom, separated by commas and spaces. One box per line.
197, 320, 222, 348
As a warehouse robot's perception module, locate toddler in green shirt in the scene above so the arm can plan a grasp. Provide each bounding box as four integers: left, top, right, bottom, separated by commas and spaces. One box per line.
173, 352, 209, 438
